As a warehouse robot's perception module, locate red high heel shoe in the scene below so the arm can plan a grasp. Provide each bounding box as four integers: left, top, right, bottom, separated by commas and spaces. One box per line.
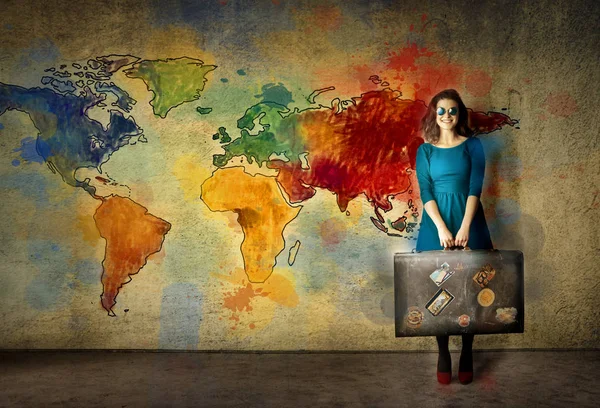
437, 370, 452, 384
437, 358, 452, 384
458, 371, 473, 385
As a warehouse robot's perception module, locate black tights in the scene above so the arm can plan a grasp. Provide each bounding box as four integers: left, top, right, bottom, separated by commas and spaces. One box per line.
436, 334, 474, 372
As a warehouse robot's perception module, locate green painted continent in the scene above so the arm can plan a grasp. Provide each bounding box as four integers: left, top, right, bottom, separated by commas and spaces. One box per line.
124, 57, 216, 118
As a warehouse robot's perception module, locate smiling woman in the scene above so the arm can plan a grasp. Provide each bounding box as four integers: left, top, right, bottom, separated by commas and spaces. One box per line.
414, 89, 495, 385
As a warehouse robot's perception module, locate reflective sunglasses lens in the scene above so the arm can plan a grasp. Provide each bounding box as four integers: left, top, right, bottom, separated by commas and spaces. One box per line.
449, 107, 458, 116
437, 107, 445, 116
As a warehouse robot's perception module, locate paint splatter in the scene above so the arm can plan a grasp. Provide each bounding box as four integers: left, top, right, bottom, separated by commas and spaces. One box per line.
320, 218, 348, 248
543, 91, 578, 117
94, 196, 171, 316
214, 267, 299, 330
223, 282, 269, 313
386, 43, 434, 72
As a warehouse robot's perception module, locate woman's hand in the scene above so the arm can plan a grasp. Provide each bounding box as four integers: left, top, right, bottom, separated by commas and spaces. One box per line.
438, 226, 455, 248
455, 226, 470, 248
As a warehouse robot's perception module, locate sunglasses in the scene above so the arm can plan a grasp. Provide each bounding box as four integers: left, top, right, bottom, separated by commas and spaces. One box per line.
437, 107, 458, 116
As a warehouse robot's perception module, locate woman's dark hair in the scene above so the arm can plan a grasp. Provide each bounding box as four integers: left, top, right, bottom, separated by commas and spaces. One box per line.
420, 89, 472, 144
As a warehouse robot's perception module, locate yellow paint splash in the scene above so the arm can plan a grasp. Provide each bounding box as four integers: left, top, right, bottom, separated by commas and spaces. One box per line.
172, 154, 213, 202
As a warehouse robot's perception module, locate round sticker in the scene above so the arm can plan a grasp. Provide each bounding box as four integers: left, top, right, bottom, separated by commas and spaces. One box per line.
458, 314, 470, 327
477, 288, 495, 307
406, 306, 424, 328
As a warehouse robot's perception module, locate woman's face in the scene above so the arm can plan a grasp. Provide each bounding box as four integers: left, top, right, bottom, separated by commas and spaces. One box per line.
435, 98, 459, 131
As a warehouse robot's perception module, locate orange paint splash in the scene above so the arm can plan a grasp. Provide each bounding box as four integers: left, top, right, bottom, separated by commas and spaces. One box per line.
214, 268, 299, 330
223, 282, 269, 313
94, 196, 171, 316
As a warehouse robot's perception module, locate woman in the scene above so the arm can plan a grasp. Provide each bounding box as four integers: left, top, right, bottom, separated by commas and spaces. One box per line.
415, 89, 494, 385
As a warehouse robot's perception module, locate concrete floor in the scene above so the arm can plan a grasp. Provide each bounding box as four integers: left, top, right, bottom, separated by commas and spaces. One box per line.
0, 350, 598, 407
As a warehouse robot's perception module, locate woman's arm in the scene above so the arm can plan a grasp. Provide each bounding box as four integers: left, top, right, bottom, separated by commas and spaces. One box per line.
456, 138, 486, 247
424, 200, 449, 230
460, 196, 480, 229
416, 144, 454, 247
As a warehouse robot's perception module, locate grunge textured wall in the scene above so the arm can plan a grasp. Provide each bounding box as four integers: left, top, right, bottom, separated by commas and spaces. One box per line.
0, 0, 598, 350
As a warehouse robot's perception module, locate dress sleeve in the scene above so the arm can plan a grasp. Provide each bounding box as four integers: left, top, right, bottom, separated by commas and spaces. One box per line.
416, 144, 435, 205
468, 137, 486, 198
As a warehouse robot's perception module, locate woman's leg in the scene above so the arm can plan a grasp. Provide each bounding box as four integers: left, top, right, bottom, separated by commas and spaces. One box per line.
436, 335, 451, 384
459, 334, 474, 384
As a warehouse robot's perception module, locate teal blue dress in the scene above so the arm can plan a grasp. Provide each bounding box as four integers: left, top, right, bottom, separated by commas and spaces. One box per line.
415, 136, 493, 251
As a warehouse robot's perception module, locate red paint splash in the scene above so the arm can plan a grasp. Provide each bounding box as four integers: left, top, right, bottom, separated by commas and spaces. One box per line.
543, 91, 578, 117
387, 43, 434, 72
268, 89, 517, 214
319, 218, 348, 248
469, 109, 518, 133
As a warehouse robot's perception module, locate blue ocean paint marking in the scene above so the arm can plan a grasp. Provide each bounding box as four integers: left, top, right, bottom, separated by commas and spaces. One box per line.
18, 38, 61, 69
158, 283, 202, 350
0, 122, 4, 129
25, 240, 73, 310
236, 69, 246, 76
74, 259, 102, 285
13, 137, 45, 164
12, 159, 20, 167
0, 172, 51, 204
220, 78, 229, 83
35, 138, 53, 161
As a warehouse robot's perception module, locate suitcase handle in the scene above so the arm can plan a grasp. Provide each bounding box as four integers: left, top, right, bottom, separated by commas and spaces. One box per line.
443, 246, 471, 251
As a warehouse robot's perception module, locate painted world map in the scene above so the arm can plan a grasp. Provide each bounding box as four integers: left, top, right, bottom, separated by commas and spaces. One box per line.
0, 47, 515, 329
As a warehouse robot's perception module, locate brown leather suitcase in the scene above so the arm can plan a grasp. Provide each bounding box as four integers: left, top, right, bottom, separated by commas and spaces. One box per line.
394, 248, 524, 337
